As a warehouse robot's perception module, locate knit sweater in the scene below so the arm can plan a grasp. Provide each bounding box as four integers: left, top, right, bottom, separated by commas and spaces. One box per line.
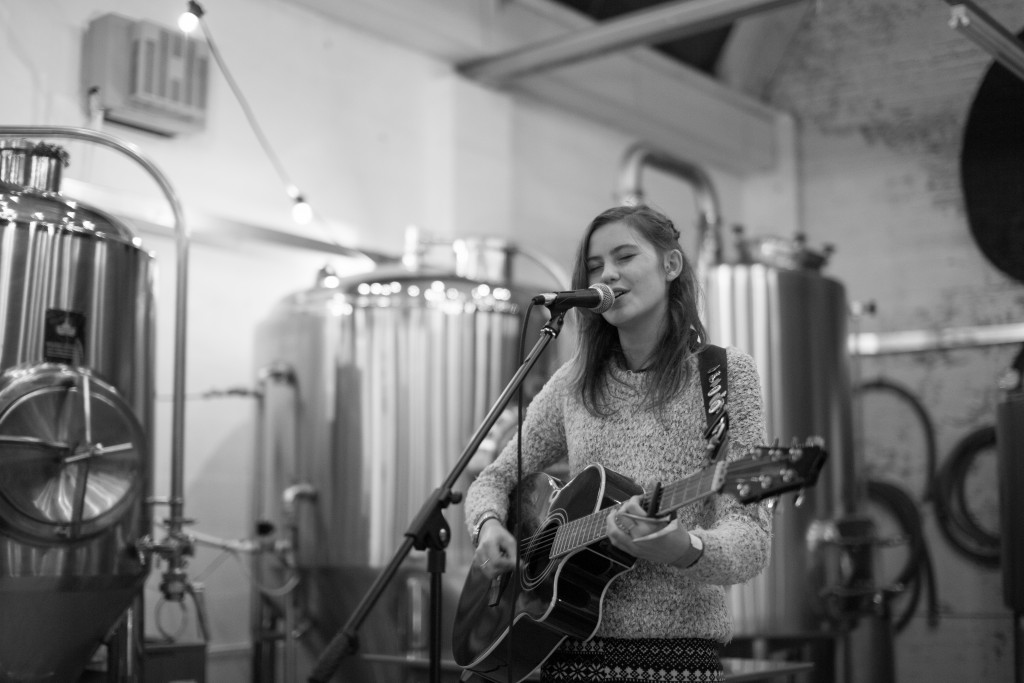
464, 345, 772, 643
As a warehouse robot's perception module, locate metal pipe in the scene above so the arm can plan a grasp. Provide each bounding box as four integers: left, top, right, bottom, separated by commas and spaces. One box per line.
948, 1, 1024, 83
616, 142, 723, 277
280, 479, 316, 682
850, 321, 1024, 356
459, 0, 808, 86
251, 362, 299, 683
0, 125, 191, 567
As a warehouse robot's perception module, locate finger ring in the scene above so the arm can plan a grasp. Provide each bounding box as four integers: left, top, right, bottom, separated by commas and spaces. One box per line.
479, 558, 490, 568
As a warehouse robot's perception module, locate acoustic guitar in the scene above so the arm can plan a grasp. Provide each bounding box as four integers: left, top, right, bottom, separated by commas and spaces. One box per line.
452, 440, 827, 683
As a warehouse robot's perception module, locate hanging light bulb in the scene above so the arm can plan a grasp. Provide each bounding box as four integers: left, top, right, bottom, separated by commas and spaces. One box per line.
291, 196, 313, 225
185, 4, 323, 229
178, 1, 204, 34
285, 184, 313, 224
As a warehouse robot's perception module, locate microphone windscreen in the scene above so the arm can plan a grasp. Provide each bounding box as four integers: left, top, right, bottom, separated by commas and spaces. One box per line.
590, 283, 615, 313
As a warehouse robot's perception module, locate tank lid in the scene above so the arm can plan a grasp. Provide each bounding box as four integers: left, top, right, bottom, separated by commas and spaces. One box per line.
403, 227, 516, 285
0, 140, 70, 192
452, 237, 514, 283
0, 138, 34, 186
27, 142, 70, 193
733, 229, 834, 271
0, 142, 140, 246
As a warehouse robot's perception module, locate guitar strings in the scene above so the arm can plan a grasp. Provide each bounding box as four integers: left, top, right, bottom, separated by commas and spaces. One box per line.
513, 448, 816, 562
516, 469, 720, 560
515, 464, 727, 555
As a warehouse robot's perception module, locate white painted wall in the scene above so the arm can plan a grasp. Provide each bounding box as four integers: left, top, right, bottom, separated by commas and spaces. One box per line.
6, 0, 1020, 680
1, 1, 775, 679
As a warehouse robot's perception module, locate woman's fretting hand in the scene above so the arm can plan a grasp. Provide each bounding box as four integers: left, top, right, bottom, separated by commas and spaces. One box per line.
606, 495, 695, 566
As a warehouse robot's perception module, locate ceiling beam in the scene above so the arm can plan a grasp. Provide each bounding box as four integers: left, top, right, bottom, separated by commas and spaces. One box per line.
459, 0, 809, 86
717, 3, 810, 97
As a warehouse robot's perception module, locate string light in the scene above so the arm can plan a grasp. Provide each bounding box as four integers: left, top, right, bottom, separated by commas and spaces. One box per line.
177, 1, 202, 33
287, 185, 313, 225
179, 1, 316, 226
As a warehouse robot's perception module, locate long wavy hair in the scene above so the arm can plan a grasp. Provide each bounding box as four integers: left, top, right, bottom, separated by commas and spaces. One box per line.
569, 205, 707, 416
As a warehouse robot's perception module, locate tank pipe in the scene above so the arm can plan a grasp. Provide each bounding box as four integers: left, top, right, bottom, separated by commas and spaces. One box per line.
279, 483, 316, 683
252, 362, 299, 683
0, 125, 192, 584
616, 143, 723, 276
513, 245, 573, 290
276, 484, 316, 683
850, 321, 1024, 355
282, 483, 318, 517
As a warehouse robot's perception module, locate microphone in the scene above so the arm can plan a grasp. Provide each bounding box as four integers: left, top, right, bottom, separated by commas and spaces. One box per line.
531, 283, 616, 313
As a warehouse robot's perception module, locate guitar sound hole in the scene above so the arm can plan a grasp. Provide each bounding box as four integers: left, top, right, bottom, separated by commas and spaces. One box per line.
523, 554, 550, 584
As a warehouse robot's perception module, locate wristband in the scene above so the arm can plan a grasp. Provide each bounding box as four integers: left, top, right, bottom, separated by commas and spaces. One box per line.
471, 512, 501, 548
683, 532, 704, 568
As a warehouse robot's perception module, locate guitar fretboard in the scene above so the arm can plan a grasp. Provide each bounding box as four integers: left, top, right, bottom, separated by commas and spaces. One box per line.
549, 462, 725, 558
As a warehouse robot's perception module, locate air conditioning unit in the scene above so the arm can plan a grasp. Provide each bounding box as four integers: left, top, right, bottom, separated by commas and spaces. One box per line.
82, 13, 210, 137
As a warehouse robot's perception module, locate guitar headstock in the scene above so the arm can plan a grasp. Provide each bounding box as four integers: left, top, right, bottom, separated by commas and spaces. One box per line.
721, 439, 828, 504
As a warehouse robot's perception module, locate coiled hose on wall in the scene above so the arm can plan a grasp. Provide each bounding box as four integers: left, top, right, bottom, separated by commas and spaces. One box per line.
856, 379, 938, 502
855, 379, 941, 631
933, 424, 1001, 568
866, 479, 939, 632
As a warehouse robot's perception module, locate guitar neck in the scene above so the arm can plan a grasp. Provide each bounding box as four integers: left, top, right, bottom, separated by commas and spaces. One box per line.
550, 462, 726, 557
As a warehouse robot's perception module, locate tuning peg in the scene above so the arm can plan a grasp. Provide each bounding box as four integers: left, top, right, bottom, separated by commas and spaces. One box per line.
786, 443, 804, 461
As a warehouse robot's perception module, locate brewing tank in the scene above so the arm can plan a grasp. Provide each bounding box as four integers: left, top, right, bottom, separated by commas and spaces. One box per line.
0, 139, 154, 681
253, 240, 559, 680
705, 235, 856, 635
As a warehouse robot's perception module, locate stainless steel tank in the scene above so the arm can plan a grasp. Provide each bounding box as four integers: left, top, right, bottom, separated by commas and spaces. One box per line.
253, 239, 561, 681
705, 233, 856, 636
0, 139, 155, 681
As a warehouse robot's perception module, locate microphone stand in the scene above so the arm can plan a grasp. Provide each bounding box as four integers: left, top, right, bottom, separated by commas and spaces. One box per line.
308, 309, 567, 683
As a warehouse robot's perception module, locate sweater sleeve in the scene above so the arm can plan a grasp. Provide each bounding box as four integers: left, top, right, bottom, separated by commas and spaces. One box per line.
463, 362, 574, 533
684, 346, 773, 586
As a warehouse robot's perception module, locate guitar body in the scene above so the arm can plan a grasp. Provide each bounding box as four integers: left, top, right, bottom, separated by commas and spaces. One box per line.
452, 465, 642, 683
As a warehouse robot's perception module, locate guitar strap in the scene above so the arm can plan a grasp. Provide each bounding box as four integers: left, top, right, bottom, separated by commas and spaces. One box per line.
698, 344, 729, 463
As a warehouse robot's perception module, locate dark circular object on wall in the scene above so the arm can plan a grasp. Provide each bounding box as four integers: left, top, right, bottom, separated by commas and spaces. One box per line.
934, 425, 1000, 567
960, 33, 1024, 283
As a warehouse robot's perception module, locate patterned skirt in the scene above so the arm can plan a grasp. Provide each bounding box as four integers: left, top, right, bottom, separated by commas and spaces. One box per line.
540, 636, 724, 683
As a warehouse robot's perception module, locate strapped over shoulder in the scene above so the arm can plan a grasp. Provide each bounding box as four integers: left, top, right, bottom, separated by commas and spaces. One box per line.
698, 344, 729, 462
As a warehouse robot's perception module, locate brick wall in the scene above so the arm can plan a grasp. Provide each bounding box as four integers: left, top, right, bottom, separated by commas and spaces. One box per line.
766, 0, 1023, 680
